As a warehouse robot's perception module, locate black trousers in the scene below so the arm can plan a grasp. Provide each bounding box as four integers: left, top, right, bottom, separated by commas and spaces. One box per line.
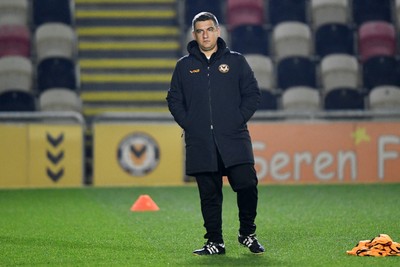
195, 152, 258, 243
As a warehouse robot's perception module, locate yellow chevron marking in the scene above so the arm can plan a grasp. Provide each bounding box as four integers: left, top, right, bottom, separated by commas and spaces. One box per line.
81, 91, 167, 101
83, 106, 169, 116
79, 41, 179, 50
81, 73, 171, 83
77, 26, 179, 36
76, 0, 175, 4
80, 59, 176, 69
76, 10, 176, 19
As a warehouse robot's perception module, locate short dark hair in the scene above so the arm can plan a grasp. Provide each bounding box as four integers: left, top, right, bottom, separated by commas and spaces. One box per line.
192, 12, 219, 31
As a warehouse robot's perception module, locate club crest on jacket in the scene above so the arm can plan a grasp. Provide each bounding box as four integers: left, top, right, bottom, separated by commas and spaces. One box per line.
218, 64, 229, 73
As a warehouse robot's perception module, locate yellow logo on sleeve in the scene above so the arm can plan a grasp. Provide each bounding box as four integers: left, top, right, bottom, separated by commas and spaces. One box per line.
190, 69, 200, 73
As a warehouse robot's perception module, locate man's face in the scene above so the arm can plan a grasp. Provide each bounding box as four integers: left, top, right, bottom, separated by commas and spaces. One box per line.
192, 20, 220, 54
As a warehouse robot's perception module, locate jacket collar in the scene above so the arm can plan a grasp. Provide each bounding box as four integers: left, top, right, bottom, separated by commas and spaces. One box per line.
187, 37, 229, 63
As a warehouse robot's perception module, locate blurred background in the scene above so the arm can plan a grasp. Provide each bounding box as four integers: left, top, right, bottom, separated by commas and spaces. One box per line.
0, 0, 399, 188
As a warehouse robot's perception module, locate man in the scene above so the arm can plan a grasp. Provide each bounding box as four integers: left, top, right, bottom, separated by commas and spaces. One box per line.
167, 12, 264, 256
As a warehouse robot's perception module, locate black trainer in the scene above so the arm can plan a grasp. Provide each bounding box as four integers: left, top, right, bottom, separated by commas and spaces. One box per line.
238, 234, 265, 254
193, 242, 226, 256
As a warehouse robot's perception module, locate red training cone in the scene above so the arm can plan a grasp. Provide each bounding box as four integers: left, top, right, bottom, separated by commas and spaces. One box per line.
130, 194, 160, 212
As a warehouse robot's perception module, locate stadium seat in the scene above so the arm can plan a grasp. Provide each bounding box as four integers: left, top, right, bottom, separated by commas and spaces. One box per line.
315, 23, 354, 58
0, 0, 28, 25
0, 89, 36, 111
352, 0, 392, 26
0, 24, 30, 58
320, 54, 359, 93
37, 57, 77, 93
311, 0, 348, 28
362, 56, 400, 92
258, 90, 279, 110
358, 21, 396, 62
244, 54, 274, 90
39, 88, 82, 112
32, 0, 73, 27
184, 0, 223, 28
282, 86, 320, 112
35, 23, 76, 62
272, 22, 311, 60
231, 25, 269, 56
324, 87, 365, 110
217, 25, 229, 46
369, 85, 400, 111
268, 0, 307, 26
226, 0, 264, 30
0, 56, 32, 93
277, 56, 317, 90
396, 0, 400, 29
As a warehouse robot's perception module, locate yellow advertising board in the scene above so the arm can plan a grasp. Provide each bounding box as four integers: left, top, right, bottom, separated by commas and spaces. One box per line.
93, 123, 184, 186
28, 125, 84, 187
0, 124, 83, 188
0, 125, 29, 188
249, 121, 400, 184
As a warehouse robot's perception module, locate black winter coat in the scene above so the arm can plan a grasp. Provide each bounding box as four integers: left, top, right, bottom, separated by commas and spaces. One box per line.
167, 38, 260, 175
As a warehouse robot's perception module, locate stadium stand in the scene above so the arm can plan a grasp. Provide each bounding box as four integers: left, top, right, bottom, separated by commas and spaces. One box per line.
0, 0, 83, 115
0, 0, 29, 26
2, 0, 399, 116
310, 0, 349, 29
31, 1, 81, 114
272, 22, 312, 60
73, 0, 400, 116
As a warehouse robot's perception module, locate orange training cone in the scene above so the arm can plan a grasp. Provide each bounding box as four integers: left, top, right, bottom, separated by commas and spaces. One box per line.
130, 194, 160, 211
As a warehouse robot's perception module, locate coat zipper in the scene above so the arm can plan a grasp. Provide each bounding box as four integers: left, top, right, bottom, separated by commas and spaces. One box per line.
207, 58, 223, 168
207, 64, 213, 130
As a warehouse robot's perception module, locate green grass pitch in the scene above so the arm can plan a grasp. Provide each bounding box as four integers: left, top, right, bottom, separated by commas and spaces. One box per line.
0, 183, 399, 266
